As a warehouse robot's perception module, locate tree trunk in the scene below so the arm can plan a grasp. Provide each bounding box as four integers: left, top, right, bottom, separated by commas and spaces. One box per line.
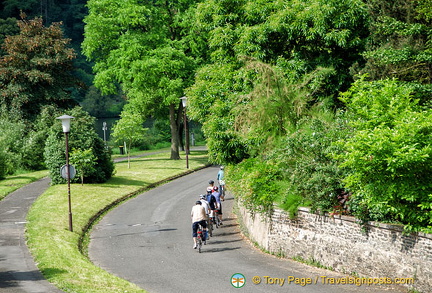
169, 103, 181, 160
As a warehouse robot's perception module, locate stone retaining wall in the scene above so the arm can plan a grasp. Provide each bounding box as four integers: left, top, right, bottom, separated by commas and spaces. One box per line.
237, 203, 432, 292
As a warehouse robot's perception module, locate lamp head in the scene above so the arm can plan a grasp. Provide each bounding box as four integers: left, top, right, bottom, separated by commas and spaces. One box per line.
56, 115, 74, 133
180, 96, 187, 108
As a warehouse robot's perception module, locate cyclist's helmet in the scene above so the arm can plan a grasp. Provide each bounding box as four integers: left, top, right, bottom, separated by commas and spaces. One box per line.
206, 187, 213, 192
220, 166, 224, 169
209, 180, 215, 184
199, 194, 206, 199
196, 200, 202, 205
213, 186, 219, 191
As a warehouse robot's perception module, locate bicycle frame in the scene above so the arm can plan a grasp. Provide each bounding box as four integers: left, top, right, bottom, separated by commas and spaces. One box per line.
197, 224, 204, 253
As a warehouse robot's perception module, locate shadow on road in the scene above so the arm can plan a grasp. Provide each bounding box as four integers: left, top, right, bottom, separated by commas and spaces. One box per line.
200, 246, 241, 253
0, 268, 67, 288
206, 239, 242, 245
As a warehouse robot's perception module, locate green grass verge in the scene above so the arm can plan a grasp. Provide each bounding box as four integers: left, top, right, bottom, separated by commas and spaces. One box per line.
26, 150, 209, 293
0, 170, 48, 201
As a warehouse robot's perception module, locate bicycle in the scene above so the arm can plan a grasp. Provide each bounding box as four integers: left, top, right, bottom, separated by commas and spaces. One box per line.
219, 180, 226, 198
197, 224, 205, 253
207, 214, 213, 237
213, 209, 221, 228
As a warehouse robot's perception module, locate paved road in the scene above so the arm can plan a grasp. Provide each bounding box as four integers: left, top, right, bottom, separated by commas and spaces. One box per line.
89, 166, 405, 293
0, 177, 62, 293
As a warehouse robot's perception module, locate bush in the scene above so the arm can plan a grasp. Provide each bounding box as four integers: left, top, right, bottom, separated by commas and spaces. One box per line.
228, 157, 280, 215
337, 78, 432, 233
0, 150, 7, 179
268, 114, 350, 215
44, 107, 115, 184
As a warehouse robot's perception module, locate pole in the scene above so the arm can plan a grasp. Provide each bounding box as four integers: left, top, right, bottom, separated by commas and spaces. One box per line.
102, 121, 107, 145
65, 132, 73, 232
184, 109, 189, 169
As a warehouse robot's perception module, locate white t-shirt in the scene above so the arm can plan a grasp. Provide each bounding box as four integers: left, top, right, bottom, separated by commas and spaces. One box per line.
191, 205, 207, 223
200, 199, 210, 215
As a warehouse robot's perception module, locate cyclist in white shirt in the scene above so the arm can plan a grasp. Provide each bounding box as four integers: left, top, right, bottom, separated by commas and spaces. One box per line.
191, 201, 207, 249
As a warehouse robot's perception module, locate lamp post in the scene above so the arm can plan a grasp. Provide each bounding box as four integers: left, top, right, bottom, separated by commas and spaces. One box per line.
180, 96, 189, 169
102, 121, 107, 146
56, 115, 74, 232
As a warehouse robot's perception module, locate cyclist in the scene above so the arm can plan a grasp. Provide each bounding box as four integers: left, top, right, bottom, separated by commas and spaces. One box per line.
191, 201, 207, 249
206, 188, 217, 228
206, 189, 217, 211
207, 180, 216, 193
212, 186, 223, 225
199, 194, 210, 240
217, 166, 225, 198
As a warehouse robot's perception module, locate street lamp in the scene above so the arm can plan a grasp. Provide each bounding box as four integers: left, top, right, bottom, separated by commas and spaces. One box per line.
180, 96, 189, 169
56, 114, 74, 232
102, 121, 107, 146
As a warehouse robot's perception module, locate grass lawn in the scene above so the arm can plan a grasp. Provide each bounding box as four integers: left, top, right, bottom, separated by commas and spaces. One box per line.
0, 170, 49, 201
26, 150, 209, 293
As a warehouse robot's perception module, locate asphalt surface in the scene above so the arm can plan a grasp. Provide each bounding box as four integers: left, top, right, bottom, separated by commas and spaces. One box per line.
0, 177, 62, 293
89, 166, 406, 293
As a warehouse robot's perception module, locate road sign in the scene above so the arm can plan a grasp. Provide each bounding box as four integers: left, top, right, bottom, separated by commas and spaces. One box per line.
60, 164, 76, 180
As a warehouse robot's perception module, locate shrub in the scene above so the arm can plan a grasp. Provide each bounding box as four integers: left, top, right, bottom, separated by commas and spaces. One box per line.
44, 107, 115, 184
337, 78, 432, 233
228, 157, 280, 215
268, 114, 350, 215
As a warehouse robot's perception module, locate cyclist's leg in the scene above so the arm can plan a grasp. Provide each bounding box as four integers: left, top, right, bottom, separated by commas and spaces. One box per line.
200, 220, 208, 244
192, 222, 198, 248
218, 205, 223, 225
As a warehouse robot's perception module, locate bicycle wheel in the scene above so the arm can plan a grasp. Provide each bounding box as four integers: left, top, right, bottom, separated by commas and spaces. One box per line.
213, 215, 218, 229
208, 220, 213, 237
197, 226, 203, 253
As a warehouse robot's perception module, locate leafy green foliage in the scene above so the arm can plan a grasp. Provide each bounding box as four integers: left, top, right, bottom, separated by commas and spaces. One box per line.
70, 148, 97, 185
0, 17, 19, 54
269, 114, 350, 215
82, 0, 199, 159
111, 111, 148, 168
337, 78, 432, 232
0, 17, 78, 121
187, 0, 369, 165
0, 117, 26, 174
360, 0, 432, 88
227, 157, 280, 215
44, 107, 114, 185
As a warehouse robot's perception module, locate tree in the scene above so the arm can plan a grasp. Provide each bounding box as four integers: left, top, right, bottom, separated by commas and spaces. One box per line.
82, 0, 197, 160
70, 148, 97, 185
360, 0, 432, 88
187, 0, 369, 164
0, 17, 19, 54
0, 16, 78, 122
111, 111, 148, 168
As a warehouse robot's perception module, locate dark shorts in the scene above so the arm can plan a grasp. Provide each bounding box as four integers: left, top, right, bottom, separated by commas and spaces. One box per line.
217, 204, 222, 215
192, 220, 207, 237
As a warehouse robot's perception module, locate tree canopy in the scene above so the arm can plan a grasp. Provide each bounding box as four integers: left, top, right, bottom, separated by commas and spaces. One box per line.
82, 0, 199, 159
0, 17, 78, 121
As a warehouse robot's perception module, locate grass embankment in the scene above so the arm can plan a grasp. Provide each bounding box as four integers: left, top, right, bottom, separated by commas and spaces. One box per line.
0, 170, 48, 201
26, 150, 209, 293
